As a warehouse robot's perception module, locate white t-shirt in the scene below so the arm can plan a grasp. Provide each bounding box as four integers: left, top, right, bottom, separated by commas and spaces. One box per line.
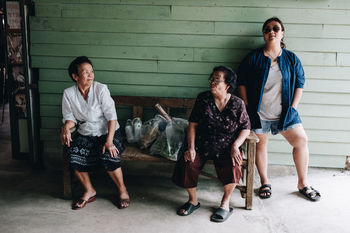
62, 81, 119, 136
258, 64, 283, 121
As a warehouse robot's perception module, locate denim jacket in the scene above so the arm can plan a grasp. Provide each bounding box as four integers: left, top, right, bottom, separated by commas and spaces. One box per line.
237, 48, 305, 130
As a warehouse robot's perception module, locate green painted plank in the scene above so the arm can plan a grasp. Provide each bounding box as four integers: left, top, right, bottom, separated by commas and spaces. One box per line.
41, 117, 62, 129
268, 140, 350, 156
216, 22, 350, 39
33, 56, 238, 75
216, 22, 319, 39
268, 152, 346, 168
323, 25, 350, 39
337, 53, 350, 66
193, 48, 248, 62
302, 116, 350, 131
273, 130, 350, 144
35, 4, 62, 17
31, 44, 194, 61
41, 107, 132, 129
40, 105, 62, 117
304, 66, 350, 80
31, 29, 350, 51
61, 4, 171, 20
39, 69, 208, 87
297, 52, 336, 66
298, 103, 350, 118
286, 38, 350, 53
29, 17, 214, 34
157, 61, 235, 74
39, 80, 207, 97
171, 6, 350, 24
32, 56, 158, 72
190, 49, 336, 66
301, 92, 350, 106
40, 86, 350, 107
122, 0, 350, 10
304, 80, 350, 94
34, 0, 80, 3
38, 81, 71, 94
36, 0, 350, 10
30, 31, 263, 49
40, 94, 63, 105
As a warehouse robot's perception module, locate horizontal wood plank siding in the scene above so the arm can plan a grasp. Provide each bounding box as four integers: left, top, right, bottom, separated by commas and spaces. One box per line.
31, 0, 350, 168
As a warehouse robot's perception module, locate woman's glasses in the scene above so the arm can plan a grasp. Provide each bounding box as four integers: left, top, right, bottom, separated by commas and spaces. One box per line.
209, 78, 225, 85
263, 25, 281, 34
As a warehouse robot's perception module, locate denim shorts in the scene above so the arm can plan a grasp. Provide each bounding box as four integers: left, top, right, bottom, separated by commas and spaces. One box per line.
253, 120, 302, 135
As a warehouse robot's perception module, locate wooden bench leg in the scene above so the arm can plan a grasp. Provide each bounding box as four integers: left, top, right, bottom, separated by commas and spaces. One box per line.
245, 141, 256, 210
63, 147, 72, 199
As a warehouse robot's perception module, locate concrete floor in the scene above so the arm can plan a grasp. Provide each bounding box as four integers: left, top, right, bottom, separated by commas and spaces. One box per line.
1, 104, 350, 233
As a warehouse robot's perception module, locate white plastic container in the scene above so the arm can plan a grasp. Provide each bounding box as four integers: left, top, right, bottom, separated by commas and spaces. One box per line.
125, 119, 134, 143
132, 117, 142, 142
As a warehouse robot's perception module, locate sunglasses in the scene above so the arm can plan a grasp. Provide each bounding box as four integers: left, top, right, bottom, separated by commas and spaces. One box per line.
263, 25, 281, 34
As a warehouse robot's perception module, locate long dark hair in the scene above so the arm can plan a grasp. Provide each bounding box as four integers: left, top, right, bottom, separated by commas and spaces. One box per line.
209, 66, 237, 94
262, 17, 286, 48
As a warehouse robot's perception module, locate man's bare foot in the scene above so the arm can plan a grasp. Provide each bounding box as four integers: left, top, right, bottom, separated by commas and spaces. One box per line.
118, 187, 130, 209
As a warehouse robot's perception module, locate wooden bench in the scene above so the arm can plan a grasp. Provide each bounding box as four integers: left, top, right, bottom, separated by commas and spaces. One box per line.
63, 95, 259, 210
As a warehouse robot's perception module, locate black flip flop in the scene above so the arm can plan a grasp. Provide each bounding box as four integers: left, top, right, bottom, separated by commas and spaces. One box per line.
210, 207, 234, 223
258, 184, 272, 199
177, 202, 200, 216
299, 186, 321, 202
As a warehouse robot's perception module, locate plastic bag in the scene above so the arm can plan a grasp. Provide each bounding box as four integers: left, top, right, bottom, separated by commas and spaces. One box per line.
124, 117, 142, 143
150, 117, 188, 161
139, 115, 167, 149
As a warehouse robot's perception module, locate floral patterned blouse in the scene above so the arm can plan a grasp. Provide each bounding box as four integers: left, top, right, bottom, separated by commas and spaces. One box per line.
189, 91, 251, 158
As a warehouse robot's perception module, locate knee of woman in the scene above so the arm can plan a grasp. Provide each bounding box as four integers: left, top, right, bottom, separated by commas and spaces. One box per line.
296, 134, 308, 147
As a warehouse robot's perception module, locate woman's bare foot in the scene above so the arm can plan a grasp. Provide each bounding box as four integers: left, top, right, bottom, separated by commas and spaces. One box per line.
81, 189, 96, 201
73, 189, 96, 210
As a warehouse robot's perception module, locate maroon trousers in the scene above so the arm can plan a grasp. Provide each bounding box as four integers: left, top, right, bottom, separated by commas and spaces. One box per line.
172, 152, 242, 188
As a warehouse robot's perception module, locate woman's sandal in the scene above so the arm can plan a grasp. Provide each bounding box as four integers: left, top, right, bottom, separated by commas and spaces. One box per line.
176, 202, 201, 216
299, 186, 321, 202
72, 195, 96, 210
258, 184, 272, 199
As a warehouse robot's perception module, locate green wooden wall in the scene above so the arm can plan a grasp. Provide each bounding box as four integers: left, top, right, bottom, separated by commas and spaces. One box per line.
30, 0, 350, 168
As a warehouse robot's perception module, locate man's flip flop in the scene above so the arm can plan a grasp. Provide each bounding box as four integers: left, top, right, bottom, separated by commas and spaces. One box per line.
177, 202, 200, 216
210, 207, 234, 223
299, 186, 321, 202
72, 195, 96, 210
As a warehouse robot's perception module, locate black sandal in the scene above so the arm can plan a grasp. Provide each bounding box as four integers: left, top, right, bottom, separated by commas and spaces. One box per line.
299, 186, 321, 202
258, 184, 272, 199
176, 202, 200, 216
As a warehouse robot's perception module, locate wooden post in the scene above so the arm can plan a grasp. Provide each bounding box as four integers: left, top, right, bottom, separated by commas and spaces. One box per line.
245, 139, 256, 210
133, 106, 143, 118
62, 146, 72, 199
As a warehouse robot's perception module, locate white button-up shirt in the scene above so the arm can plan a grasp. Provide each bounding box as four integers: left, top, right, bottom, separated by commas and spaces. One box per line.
62, 81, 119, 136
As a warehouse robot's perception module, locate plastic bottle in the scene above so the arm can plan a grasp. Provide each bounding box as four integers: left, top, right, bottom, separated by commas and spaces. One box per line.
125, 119, 134, 143
132, 117, 142, 142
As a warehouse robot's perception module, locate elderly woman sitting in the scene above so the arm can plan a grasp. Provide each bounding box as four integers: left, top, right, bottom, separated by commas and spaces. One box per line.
60, 56, 129, 209
172, 66, 251, 222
